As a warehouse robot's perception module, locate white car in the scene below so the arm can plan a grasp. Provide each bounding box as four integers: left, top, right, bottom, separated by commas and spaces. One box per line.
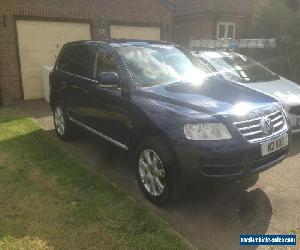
196, 51, 300, 133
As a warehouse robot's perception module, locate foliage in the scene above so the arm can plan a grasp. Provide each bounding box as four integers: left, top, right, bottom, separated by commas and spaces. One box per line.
252, 0, 300, 80
0, 108, 188, 250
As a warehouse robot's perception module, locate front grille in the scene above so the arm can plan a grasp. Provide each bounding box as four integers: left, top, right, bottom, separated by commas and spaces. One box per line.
289, 105, 300, 116
234, 110, 287, 143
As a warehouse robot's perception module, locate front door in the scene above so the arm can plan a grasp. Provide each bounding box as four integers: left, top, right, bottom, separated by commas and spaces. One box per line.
88, 46, 131, 147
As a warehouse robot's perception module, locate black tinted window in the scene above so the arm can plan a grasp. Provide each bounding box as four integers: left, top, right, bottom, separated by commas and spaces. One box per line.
58, 45, 90, 77
92, 48, 118, 80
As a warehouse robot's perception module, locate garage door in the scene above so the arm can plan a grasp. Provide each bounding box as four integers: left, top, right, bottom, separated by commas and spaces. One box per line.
110, 25, 161, 41
17, 20, 91, 100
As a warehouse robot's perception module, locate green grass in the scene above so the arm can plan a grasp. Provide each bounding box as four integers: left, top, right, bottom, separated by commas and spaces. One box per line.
0, 108, 188, 250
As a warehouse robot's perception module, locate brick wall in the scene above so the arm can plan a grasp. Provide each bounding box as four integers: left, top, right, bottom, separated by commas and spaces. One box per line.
174, 0, 252, 17
174, 15, 215, 45
216, 15, 249, 39
0, 0, 21, 102
250, 0, 270, 25
213, 0, 252, 16
174, 0, 211, 17
0, 0, 173, 102
174, 14, 249, 46
173, 0, 252, 46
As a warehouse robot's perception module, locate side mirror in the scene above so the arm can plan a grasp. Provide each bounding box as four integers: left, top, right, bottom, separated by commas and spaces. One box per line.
97, 72, 119, 88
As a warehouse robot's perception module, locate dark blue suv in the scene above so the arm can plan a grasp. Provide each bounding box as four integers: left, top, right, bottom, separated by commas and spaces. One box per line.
50, 40, 289, 206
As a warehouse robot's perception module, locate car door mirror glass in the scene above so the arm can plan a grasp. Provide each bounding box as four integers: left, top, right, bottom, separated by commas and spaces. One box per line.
97, 72, 119, 87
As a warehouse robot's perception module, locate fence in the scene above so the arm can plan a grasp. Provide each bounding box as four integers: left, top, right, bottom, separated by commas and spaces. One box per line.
189, 38, 276, 51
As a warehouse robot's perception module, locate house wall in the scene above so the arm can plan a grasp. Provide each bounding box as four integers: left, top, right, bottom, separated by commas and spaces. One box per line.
174, 15, 215, 46
216, 15, 249, 39
250, 0, 271, 25
174, 0, 211, 17
173, 0, 252, 45
0, 0, 173, 102
174, 0, 252, 17
174, 15, 249, 46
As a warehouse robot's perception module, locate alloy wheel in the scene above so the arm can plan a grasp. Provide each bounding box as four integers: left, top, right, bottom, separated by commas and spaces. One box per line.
54, 106, 65, 136
138, 149, 166, 197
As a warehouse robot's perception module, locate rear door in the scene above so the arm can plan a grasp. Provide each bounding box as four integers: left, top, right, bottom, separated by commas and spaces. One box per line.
55, 44, 93, 120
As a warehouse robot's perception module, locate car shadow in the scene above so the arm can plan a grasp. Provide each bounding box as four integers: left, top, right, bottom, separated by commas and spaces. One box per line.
45, 129, 272, 250
161, 183, 272, 250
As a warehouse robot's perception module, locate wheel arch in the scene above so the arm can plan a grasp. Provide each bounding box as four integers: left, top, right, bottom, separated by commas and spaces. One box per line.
129, 125, 169, 151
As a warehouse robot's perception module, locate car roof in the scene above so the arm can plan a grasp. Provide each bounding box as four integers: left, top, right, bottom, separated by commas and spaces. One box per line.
199, 51, 239, 59
63, 40, 105, 46
109, 39, 174, 45
64, 39, 175, 47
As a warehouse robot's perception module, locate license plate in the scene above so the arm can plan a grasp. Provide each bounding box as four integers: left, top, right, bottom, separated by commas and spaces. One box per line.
261, 134, 289, 156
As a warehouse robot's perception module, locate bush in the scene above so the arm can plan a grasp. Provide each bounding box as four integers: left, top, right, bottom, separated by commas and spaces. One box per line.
251, 0, 300, 83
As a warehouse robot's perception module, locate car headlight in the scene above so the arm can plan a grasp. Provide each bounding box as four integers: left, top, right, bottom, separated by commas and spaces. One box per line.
183, 123, 232, 140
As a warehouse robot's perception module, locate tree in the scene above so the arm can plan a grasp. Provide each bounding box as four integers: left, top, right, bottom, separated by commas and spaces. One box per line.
252, 0, 300, 80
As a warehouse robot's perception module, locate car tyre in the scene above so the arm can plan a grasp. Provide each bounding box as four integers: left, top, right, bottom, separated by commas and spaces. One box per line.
239, 173, 259, 190
53, 103, 76, 141
135, 137, 184, 206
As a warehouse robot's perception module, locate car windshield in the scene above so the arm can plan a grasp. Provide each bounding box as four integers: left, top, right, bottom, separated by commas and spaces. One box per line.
113, 43, 208, 87
201, 52, 279, 83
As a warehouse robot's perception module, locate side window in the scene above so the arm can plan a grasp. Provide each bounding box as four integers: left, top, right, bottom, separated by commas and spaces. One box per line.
57, 46, 73, 72
92, 48, 119, 80
57, 45, 90, 77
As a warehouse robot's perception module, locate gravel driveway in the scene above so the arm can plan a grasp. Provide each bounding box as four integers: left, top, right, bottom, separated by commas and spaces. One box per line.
15, 100, 300, 250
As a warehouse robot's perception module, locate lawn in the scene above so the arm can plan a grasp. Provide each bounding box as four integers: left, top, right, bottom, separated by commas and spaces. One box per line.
0, 108, 188, 250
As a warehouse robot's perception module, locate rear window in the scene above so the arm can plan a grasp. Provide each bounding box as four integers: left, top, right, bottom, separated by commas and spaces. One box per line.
57, 44, 90, 77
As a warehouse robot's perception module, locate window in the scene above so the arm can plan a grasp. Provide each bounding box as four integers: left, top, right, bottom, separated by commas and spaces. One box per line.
201, 52, 279, 83
217, 23, 235, 40
92, 47, 119, 80
113, 44, 207, 87
57, 44, 90, 77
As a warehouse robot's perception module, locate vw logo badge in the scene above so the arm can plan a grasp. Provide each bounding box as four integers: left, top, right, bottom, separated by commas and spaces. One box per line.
260, 116, 273, 135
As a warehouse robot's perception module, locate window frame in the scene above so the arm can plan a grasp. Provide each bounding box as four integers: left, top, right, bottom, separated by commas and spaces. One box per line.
56, 44, 91, 78
217, 22, 236, 40
91, 46, 120, 82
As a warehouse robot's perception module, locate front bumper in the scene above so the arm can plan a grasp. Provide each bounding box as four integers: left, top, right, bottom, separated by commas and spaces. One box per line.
175, 133, 289, 180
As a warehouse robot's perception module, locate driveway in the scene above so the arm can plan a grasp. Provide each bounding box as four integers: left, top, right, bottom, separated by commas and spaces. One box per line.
16, 100, 300, 250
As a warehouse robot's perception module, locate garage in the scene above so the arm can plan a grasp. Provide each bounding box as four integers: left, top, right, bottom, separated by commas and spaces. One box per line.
16, 20, 91, 100
110, 25, 161, 41
1, 0, 173, 103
